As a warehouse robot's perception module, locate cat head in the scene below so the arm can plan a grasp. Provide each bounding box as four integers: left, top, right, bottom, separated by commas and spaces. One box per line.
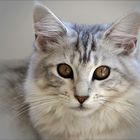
25, 3, 140, 135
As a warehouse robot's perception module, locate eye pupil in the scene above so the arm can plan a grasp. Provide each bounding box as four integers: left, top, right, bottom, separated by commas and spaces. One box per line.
57, 63, 73, 79
93, 65, 110, 80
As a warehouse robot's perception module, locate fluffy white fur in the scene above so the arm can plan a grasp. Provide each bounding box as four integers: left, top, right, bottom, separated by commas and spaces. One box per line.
24, 4, 140, 140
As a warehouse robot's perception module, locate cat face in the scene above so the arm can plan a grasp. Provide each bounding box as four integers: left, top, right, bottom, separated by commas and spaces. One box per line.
24, 4, 140, 136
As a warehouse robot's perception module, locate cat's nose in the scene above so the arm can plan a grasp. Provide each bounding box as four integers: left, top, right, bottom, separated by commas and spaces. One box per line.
74, 95, 89, 104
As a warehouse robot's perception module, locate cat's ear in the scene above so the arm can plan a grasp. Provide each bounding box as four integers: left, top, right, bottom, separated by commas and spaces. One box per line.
33, 3, 67, 51
103, 11, 140, 55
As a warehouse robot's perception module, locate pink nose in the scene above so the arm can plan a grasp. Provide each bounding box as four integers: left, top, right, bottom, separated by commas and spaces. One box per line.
74, 95, 89, 104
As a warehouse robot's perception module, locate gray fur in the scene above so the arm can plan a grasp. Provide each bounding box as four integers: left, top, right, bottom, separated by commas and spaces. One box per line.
0, 3, 140, 140
70, 23, 110, 63
0, 60, 40, 140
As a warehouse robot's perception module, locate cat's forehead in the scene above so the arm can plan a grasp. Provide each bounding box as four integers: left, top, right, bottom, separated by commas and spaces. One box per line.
70, 23, 110, 39
64, 23, 111, 63
37, 24, 111, 66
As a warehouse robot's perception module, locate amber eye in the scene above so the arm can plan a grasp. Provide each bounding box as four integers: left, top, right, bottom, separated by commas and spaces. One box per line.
93, 65, 110, 80
57, 63, 73, 79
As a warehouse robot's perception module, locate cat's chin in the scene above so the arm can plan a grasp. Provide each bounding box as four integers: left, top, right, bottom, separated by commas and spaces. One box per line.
66, 102, 102, 117
69, 105, 97, 117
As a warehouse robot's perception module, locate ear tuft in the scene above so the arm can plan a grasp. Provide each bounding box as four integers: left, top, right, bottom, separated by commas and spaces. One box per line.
33, 4, 68, 52
33, 3, 51, 23
103, 10, 140, 55
123, 39, 136, 55
105, 11, 140, 38
33, 3, 67, 37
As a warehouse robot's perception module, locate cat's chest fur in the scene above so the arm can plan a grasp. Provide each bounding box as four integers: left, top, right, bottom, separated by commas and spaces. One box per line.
34, 115, 139, 140
29, 99, 140, 140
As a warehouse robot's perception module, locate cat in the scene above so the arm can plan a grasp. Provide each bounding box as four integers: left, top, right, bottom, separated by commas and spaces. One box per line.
0, 3, 140, 140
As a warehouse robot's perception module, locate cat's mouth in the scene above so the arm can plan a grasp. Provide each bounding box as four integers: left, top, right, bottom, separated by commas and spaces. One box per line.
69, 103, 100, 116
69, 104, 95, 116
71, 105, 89, 111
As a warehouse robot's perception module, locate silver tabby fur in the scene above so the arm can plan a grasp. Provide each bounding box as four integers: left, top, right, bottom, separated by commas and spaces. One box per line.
1, 3, 140, 140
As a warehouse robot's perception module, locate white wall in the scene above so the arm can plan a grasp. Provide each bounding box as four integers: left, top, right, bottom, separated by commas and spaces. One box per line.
0, 0, 140, 60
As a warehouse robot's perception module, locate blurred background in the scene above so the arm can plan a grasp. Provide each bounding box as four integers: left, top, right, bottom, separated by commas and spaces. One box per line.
0, 0, 140, 60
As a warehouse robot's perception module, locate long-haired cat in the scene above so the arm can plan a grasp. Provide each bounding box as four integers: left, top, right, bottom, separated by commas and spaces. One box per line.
0, 3, 140, 140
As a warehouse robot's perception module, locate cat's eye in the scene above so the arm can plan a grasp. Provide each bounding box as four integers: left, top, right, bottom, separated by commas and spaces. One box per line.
93, 65, 110, 80
57, 63, 73, 79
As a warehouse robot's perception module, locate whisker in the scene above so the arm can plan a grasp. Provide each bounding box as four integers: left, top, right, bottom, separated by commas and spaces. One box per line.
99, 102, 132, 124
16, 97, 59, 118
99, 100, 140, 126
101, 99, 135, 108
